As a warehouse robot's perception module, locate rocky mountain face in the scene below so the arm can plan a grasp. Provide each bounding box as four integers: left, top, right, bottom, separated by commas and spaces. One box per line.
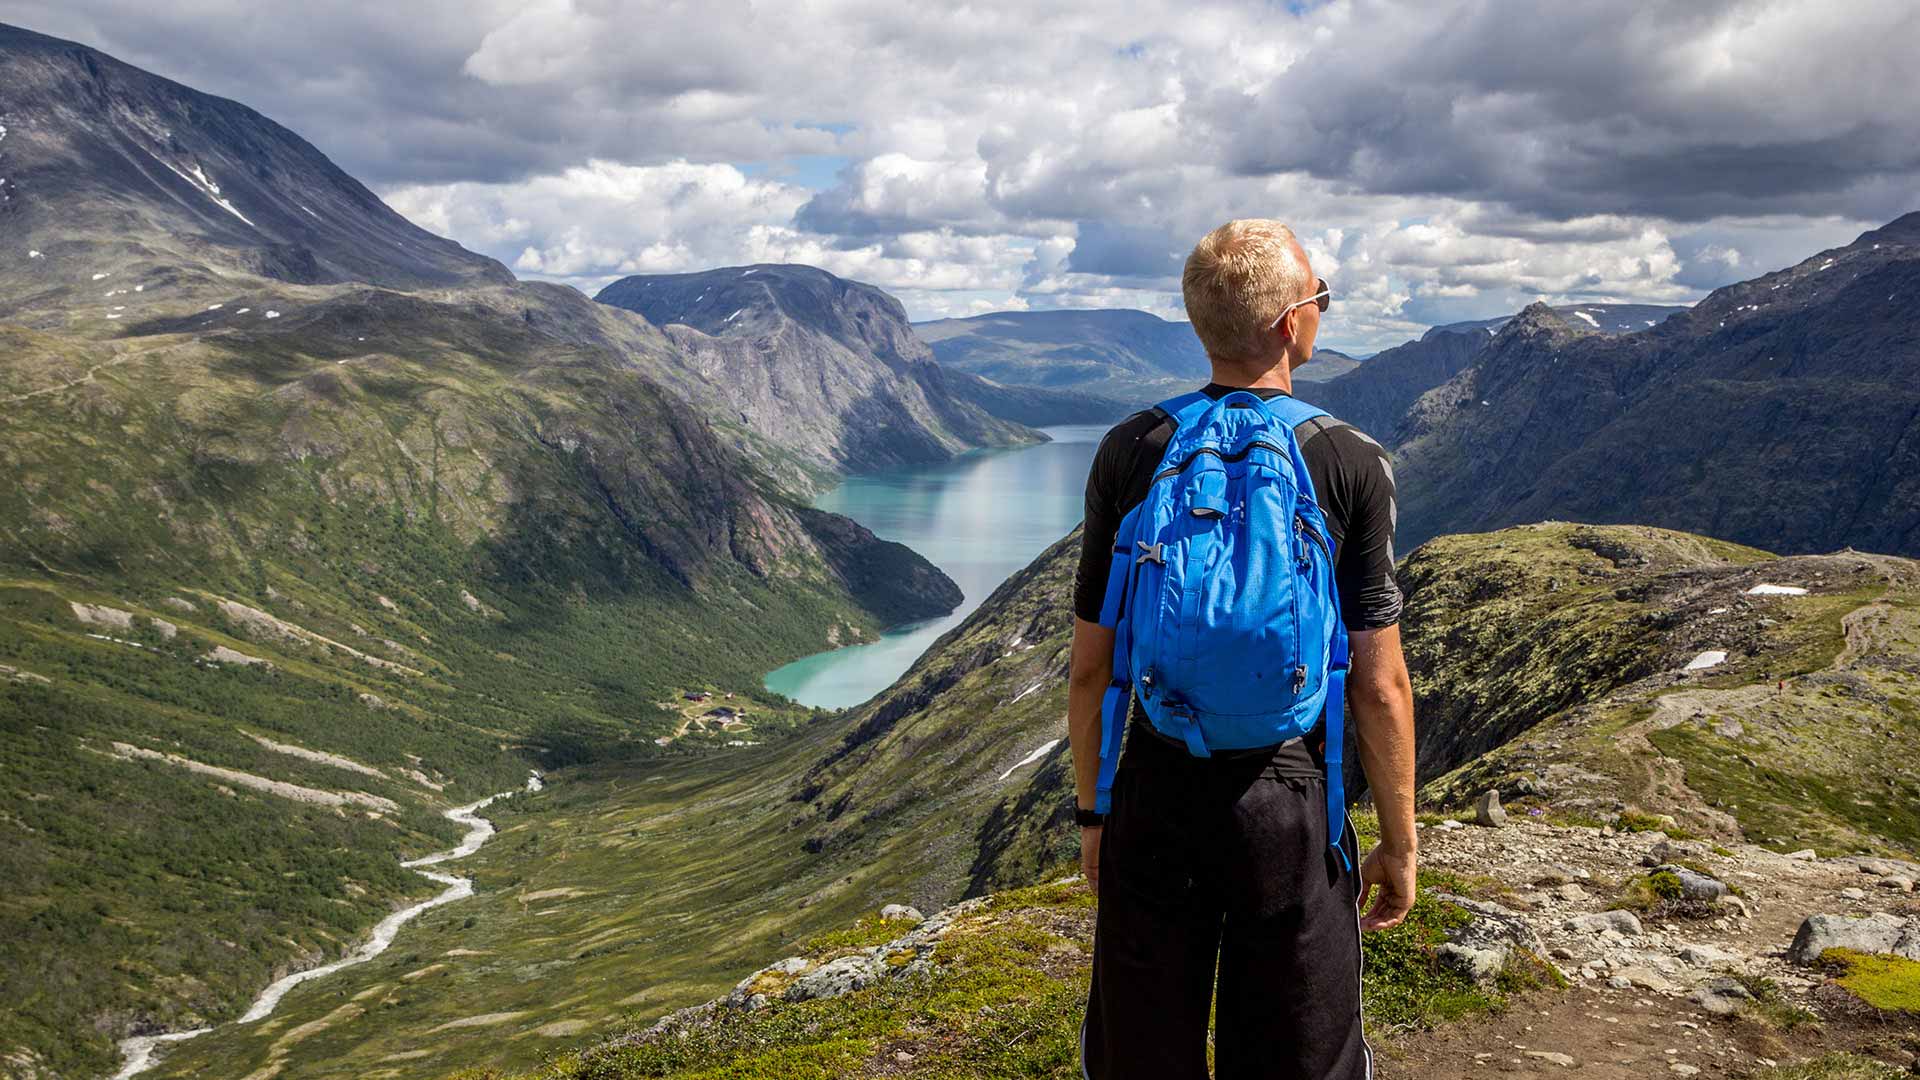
1298, 324, 1491, 441
596, 265, 1042, 479
1390, 214, 1920, 555
0, 27, 967, 1079
0, 22, 510, 327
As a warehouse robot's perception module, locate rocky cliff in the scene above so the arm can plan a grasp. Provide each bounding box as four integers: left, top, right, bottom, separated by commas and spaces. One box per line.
596, 265, 1043, 479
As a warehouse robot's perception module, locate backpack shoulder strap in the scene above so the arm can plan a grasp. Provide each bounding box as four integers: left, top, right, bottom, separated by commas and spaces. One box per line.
1255, 393, 1329, 430
1153, 391, 1215, 435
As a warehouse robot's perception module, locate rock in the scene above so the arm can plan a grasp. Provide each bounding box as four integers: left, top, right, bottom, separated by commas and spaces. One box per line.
1437, 943, 1507, 983
1786, 849, 1818, 860
1474, 789, 1508, 827
1841, 887, 1868, 901
1677, 943, 1740, 969
1438, 818, 1465, 831
1786, 912, 1920, 965
1607, 975, 1634, 989
783, 952, 882, 1002
879, 904, 925, 923
1879, 876, 1914, 892
1614, 966, 1679, 992
1564, 910, 1644, 937
1432, 893, 1548, 985
1524, 1050, 1577, 1067
1654, 864, 1730, 901
1553, 883, 1587, 902
1670, 1064, 1700, 1076
1720, 895, 1752, 919
1855, 857, 1913, 876
1689, 977, 1753, 1016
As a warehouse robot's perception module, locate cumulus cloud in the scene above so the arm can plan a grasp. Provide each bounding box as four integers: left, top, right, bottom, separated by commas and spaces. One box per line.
13, 0, 1917, 350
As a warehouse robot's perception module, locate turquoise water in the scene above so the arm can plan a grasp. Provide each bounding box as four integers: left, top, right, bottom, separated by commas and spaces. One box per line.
764, 424, 1109, 709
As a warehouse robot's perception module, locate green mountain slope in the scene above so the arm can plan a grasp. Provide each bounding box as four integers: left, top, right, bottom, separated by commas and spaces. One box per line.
0, 25, 964, 1080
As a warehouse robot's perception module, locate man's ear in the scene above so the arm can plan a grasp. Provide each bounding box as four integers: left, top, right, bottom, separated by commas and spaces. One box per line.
1273, 307, 1295, 343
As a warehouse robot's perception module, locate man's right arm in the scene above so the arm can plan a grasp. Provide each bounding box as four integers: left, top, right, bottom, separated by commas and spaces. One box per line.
1069, 616, 1115, 889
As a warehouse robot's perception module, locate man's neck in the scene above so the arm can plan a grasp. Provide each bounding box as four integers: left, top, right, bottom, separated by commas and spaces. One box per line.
1207, 355, 1295, 394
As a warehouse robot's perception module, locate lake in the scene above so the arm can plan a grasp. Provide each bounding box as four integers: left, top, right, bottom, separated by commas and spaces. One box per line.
764, 424, 1110, 708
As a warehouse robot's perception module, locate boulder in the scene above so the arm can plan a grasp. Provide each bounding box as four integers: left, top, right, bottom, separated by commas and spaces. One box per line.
1432, 893, 1547, 985
1474, 789, 1508, 827
1786, 849, 1818, 861
1786, 912, 1920, 965
1878, 876, 1914, 892
1564, 910, 1644, 937
1654, 864, 1730, 901
879, 904, 925, 923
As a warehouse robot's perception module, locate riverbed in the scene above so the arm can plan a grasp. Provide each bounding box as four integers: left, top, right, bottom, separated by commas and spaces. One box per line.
112, 773, 540, 1079
764, 424, 1109, 709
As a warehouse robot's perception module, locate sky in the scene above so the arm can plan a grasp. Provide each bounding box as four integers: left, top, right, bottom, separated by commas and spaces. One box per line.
9, 0, 1919, 353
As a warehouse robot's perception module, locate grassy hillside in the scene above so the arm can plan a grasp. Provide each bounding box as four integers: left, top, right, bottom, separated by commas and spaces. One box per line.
0, 277, 965, 1079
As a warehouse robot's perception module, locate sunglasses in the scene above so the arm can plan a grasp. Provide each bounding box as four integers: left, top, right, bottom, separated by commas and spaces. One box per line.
1268, 277, 1332, 331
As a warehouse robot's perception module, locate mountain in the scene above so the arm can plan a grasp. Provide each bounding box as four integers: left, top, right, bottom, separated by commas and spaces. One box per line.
1435, 303, 1690, 337
1298, 325, 1490, 442
595, 265, 1041, 480
0, 25, 967, 1079
1390, 214, 1920, 555
0, 22, 510, 325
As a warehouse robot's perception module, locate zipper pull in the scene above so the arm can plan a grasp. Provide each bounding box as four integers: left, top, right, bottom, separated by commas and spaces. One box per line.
1292, 665, 1307, 693
1293, 516, 1310, 570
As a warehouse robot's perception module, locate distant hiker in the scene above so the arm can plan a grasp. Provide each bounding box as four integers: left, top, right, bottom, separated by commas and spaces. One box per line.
1068, 219, 1418, 1079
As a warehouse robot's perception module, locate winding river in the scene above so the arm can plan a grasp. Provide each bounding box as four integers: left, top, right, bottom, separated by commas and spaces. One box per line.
111, 772, 542, 1080
764, 424, 1109, 708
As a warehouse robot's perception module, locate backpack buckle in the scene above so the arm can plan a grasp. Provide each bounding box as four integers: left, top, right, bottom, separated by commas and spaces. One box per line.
1134, 540, 1165, 565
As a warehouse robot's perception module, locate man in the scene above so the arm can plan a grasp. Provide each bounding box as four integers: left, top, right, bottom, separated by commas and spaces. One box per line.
1070, 219, 1417, 1080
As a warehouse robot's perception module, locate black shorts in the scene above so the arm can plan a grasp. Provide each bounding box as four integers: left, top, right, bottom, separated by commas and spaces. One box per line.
1081, 742, 1372, 1080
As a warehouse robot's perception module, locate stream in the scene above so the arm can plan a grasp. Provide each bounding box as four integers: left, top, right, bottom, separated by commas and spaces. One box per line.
110, 772, 542, 1079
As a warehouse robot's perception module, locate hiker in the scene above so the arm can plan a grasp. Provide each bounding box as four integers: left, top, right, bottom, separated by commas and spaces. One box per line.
1068, 219, 1418, 1079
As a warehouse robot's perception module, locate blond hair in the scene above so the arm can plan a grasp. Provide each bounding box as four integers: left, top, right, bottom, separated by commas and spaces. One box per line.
1181, 219, 1311, 363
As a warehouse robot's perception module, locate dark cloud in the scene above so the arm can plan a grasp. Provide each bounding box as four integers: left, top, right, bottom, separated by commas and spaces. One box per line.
1215, 0, 1920, 223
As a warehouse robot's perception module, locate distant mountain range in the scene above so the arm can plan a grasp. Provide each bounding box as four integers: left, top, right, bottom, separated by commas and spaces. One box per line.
1434, 303, 1691, 337
1382, 215, 1920, 555
914, 307, 1361, 409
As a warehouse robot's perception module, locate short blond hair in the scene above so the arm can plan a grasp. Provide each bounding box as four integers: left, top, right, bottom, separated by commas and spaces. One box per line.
1181, 219, 1311, 363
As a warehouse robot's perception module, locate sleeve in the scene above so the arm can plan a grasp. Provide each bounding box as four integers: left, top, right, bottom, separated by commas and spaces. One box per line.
1072, 423, 1133, 623
1309, 424, 1404, 631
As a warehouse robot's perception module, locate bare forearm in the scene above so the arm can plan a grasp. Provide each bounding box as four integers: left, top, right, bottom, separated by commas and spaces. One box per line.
1067, 617, 1115, 811
1350, 628, 1416, 852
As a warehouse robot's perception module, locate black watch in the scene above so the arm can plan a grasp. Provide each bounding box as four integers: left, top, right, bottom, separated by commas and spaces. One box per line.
1075, 807, 1106, 828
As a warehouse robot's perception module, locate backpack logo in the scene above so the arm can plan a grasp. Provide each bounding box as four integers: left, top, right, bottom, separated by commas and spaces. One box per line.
1093, 390, 1353, 868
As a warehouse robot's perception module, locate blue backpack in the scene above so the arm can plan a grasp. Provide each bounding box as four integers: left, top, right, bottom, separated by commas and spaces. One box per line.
1093, 390, 1352, 868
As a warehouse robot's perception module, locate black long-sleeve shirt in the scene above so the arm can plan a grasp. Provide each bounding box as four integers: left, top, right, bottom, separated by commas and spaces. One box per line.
1074, 383, 1403, 773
